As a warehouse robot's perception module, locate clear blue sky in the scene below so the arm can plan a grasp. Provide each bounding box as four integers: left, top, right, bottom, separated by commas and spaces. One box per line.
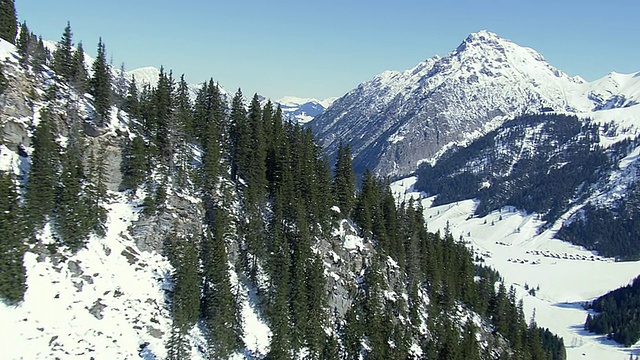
15, 0, 640, 101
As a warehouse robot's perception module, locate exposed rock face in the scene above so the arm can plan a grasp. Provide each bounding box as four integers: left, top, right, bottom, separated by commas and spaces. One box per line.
0, 60, 35, 151
130, 194, 204, 253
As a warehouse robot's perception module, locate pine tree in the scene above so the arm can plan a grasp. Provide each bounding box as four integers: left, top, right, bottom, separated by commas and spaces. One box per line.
54, 128, 92, 251
0, 0, 17, 44
70, 41, 88, 92
172, 74, 194, 187
201, 208, 241, 358
150, 67, 174, 161
332, 142, 355, 216
265, 189, 293, 359
0, 170, 26, 304
229, 89, 247, 181
85, 146, 108, 236
120, 135, 148, 190
114, 62, 128, 105
52, 22, 74, 81
124, 76, 140, 120
17, 25, 48, 71
33, 37, 50, 71
246, 93, 267, 200
342, 306, 363, 359
24, 107, 58, 232
193, 79, 225, 191
16, 21, 30, 62
354, 169, 377, 238
89, 38, 112, 125
166, 230, 200, 360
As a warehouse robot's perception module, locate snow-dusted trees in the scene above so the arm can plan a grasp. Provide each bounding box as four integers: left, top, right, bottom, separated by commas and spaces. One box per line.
166, 230, 200, 360
200, 207, 242, 358
16, 22, 49, 71
70, 41, 87, 92
52, 22, 74, 82
89, 38, 112, 125
24, 107, 59, 230
0, 170, 26, 304
332, 142, 355, 216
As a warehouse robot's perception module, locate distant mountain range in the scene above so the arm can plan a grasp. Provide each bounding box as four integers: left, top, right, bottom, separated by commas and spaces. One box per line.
124, 69, 337, 122
276, 96, 337, 124
309, 30, 640, 178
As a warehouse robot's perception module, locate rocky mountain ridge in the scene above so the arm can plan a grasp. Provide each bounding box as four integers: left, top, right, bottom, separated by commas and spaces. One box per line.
309, 30, 640, 178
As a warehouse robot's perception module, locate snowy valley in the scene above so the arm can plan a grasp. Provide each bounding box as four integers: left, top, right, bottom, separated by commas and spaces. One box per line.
391, 177, 640, 360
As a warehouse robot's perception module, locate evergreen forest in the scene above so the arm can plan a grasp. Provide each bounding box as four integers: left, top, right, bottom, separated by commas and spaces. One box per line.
0, 8, 571, 360
584, 276, 640, 347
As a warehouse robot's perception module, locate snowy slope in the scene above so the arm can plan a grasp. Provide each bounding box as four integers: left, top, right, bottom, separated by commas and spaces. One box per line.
391, 177, 640, 360
0, 194, 174, 360
309, 30, 640, 177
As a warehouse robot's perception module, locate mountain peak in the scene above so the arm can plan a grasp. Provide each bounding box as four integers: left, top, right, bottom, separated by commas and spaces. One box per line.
455, 30, 519, 55
464, 30, 502, 43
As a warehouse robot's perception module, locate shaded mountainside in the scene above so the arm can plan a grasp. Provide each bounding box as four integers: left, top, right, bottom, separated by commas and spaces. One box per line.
414, 112, 640, 260
0, 25, 565, 360
309, 30, 640, 179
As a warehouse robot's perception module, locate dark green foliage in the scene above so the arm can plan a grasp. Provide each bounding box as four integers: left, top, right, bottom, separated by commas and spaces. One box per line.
16, 22, 49, 71
0, 62, 6, 94
70, 41, 88, 92
120, 136, 149, 190
0, 170, 26, 304
84, 146, 108, 235
353, 169, 377, 237
193, 79, 225, 191
584, 276, 640, 347
16, 21, 32, 65
148, 67, 174, 161
342, 306, 363, 359
53, 128, 106, 251
172, 75, 194, 187
124, 76, 140, 119
0, 0, 17, 44
245, 94, 268, 200
201, 207, 242, 358
24, 107, 59, 231
89, 38, 112, 125
166, 230, 200, 360
229, 89, 248, 180
52, 22, 74, 81
333, 142, 355, 216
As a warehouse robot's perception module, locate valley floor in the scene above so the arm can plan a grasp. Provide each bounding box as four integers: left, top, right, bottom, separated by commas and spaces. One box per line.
391, 177, 640, 360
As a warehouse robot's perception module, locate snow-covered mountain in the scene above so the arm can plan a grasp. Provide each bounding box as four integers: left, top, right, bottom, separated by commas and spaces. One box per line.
276, 96, 337, 124
125, 66, 161, 88
309, 30, 640, 177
